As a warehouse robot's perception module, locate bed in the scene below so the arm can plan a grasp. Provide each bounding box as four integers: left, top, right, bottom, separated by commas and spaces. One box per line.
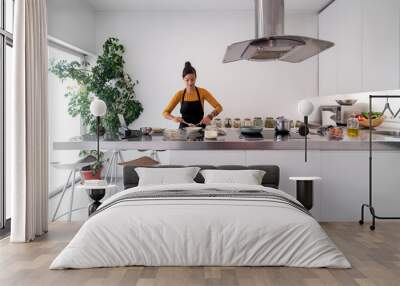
50, 165, 350, 269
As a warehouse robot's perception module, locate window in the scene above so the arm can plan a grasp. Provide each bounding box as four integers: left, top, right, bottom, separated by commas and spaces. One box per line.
1, 0, 14, 231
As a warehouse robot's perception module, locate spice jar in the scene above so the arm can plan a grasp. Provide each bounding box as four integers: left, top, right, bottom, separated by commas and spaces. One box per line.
224, 118, 232, 128
253, 117, 263, 128
243, 118, 252, 127
233, 118, 241, 128
213, 118, 222, 128
264, 117, 275, 128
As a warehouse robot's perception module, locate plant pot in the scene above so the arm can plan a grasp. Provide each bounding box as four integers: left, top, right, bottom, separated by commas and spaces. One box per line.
80, 167, 103, 182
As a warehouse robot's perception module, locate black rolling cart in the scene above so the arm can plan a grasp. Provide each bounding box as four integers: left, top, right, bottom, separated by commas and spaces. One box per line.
359, 95, 400, 230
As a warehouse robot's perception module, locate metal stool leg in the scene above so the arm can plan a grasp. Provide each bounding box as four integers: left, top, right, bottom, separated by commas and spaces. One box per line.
118, 151, 125, 163
104, 152, 114, 182
114, 151, 121, 184
52, 170, 73, 222
104, 153, 112, 181
68, 170, 77, 222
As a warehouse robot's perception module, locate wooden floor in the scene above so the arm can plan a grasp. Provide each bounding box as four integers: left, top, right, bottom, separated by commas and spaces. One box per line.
0, 222, 399, 286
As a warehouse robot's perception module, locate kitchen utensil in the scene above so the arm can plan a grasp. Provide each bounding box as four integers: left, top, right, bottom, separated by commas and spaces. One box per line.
380, 98, 395, 117
140, 127, 152, 135
275, 116, 292, 133
240, 127, 263, 135
181, 119, 202, 127
336, 99, 358, 106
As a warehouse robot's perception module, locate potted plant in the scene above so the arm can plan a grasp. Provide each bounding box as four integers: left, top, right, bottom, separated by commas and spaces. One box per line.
79, 150, 106, 181
49, 37, 143, 135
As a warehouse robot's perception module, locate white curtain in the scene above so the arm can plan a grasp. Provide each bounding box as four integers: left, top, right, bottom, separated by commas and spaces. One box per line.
10, 0, 49, 242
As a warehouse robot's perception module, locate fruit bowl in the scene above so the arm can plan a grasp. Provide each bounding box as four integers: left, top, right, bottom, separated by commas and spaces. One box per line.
358, 116, 384, 128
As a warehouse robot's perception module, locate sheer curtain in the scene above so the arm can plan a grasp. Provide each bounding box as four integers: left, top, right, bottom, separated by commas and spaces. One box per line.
10, 0, 49, 242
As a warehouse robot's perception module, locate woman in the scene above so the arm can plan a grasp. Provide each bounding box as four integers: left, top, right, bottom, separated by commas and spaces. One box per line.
163, 62, 223, 129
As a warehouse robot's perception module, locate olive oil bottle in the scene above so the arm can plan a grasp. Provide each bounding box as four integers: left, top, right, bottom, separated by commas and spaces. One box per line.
347, 116, 359, 137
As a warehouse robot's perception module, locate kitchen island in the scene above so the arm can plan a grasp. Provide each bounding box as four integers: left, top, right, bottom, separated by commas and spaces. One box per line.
53, 129, 400, 151
52, 128, 400, 222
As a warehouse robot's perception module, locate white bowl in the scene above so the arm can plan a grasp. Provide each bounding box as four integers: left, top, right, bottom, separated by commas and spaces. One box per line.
184, 127, 202, 134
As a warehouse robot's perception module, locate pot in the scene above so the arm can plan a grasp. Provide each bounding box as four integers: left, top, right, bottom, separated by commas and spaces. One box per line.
275, 116, 292, 133
80, 167, 103, 182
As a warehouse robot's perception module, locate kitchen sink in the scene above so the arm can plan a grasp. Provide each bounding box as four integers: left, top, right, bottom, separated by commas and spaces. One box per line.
373, 130, 400, 137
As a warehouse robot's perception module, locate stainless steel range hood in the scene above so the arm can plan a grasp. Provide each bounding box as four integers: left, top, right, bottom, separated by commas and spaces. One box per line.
223, 0, 334, 63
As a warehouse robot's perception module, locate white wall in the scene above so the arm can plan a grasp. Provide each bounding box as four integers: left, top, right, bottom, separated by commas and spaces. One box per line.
47, 0, 96, 54
95, 11, 319, 129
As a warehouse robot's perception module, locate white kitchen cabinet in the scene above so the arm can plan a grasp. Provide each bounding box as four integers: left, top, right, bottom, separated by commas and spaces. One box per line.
319, 0, 363, 96
318, 0, 400, 96
363, 0, 400, 92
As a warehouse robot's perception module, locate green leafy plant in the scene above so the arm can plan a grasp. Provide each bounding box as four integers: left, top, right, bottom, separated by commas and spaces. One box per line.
49, 37, 143, 134
79, 150, 107, 175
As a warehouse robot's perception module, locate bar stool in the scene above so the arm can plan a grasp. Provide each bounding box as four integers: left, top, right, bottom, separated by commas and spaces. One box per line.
104, 149, 125, 185
51, 158, 95, 222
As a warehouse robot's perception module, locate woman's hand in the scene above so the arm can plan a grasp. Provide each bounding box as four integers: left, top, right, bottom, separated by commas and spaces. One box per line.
172, 116, 183, 123
201, 115, 212, 125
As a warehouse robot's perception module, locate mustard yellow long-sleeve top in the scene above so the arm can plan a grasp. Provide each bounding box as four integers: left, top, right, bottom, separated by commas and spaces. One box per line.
162, 87, 223, 117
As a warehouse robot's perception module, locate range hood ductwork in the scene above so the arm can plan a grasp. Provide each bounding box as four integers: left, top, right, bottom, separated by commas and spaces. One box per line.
223, 0, 334, 63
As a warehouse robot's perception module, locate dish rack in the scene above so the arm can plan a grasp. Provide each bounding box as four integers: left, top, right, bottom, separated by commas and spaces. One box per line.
359, 95, 400, 230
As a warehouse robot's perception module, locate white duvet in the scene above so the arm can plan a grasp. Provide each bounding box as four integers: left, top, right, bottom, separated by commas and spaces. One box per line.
50, 183, 351, 269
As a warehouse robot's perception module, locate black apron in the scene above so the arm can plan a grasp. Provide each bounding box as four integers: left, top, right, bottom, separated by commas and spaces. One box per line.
179, 87, 204, 129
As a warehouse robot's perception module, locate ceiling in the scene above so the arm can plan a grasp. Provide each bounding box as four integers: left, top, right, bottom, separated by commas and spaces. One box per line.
85, 0, 333, 13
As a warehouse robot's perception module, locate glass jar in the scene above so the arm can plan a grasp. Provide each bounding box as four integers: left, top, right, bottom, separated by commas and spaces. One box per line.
204, 125, 218, 139
224, 118, 232, 128
347, 116, 359, 137
253, 117, 263, 128
233, 118, 241, 128
213, 118, 222, 128
243, 118, 252, 127
264, 117, 275, 128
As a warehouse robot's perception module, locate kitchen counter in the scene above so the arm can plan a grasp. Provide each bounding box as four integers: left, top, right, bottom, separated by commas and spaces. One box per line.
53, 129, 400, 151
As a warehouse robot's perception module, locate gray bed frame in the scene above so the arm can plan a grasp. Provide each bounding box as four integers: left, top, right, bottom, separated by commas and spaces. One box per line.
123, 165, 280, 189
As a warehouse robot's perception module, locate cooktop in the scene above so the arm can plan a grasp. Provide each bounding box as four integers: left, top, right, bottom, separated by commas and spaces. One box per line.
240, 130, 303, 141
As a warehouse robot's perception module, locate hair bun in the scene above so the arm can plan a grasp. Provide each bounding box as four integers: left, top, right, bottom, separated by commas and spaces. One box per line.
184, 61, 192, 68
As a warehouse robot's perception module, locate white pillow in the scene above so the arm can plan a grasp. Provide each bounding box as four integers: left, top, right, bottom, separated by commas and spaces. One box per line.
135, 167, 201, 186
200, 169, 266, 185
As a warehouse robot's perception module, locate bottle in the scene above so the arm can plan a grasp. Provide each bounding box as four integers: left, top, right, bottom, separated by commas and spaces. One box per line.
347, 115, 359, 137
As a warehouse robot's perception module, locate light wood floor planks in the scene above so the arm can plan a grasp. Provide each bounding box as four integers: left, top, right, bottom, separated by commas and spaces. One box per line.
0, 222, 399, 286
